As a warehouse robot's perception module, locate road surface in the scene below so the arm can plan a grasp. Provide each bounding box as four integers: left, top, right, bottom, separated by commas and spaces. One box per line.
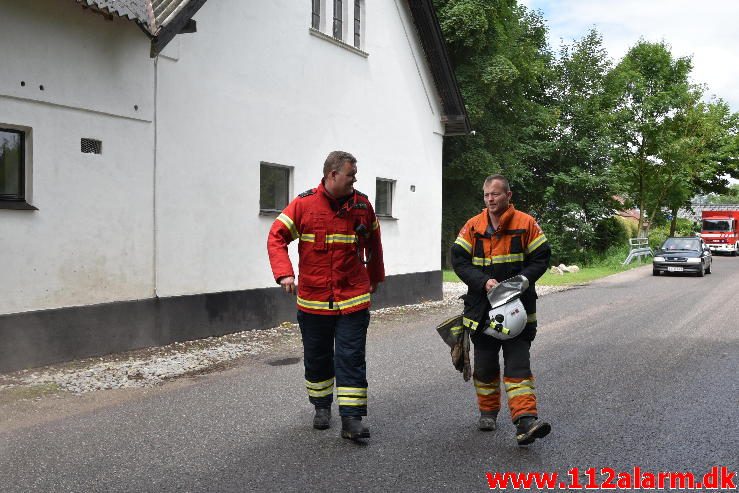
1, 258, 737, 491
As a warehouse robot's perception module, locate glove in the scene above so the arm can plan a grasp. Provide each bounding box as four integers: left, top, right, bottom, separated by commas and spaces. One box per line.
462, 328, 471, 381
450, 328, 472, 381
436, 314, 464, 348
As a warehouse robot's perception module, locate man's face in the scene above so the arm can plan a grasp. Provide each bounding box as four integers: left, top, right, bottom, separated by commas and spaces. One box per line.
483, 179, 512, 217
329, 161, 357, 198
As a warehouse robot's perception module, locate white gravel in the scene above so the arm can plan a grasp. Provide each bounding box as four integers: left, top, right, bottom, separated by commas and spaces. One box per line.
0, 282, 572, 395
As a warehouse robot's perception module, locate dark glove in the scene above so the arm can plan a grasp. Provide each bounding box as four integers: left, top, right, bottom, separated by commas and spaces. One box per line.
451, 328, 472, 381
462, 329, 471, 381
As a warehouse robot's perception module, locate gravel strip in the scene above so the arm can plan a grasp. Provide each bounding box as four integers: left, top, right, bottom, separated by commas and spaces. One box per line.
0, 282, 572, 395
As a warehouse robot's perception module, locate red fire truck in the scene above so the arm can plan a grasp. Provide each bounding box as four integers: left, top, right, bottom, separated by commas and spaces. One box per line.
701, 207, 739, 256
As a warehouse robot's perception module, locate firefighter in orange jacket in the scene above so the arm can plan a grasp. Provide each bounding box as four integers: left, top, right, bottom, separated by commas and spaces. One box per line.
267, 151, 385, 440
451, 174, 551, 446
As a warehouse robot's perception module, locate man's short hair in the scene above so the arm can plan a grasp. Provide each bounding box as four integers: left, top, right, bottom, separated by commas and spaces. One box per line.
483, 174, 510, 192
323, 151, 357, 178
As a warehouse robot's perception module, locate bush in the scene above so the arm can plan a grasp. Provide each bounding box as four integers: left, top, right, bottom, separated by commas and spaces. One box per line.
674, 218, 695, 236
649, 229, 669, 250
622, 217, 639, 238
593, 216, 629, 253
597, 243, 634, 268
543, 214, 638, 266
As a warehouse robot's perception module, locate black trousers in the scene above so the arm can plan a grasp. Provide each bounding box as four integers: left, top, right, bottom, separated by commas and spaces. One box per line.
297, 309, 370, 417
471, 329, 533, 380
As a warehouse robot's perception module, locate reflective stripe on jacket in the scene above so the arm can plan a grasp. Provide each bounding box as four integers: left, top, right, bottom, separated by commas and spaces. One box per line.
267, 181, 385, 315
451, 205, 551, 327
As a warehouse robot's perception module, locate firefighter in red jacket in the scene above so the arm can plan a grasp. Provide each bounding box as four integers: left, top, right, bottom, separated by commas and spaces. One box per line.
451, 174, 552, 446
267, 151, 385, 440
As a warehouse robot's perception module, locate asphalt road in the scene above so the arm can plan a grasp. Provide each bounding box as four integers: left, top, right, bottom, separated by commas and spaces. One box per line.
1, 258, 738, 492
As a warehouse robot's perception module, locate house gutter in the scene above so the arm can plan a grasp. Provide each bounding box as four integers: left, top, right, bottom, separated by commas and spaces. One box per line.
152, 56, 159, 298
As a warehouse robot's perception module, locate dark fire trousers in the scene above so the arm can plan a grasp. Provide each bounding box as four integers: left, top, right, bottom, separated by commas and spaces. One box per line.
471, 324, 538, 423
297, 309, 369, 417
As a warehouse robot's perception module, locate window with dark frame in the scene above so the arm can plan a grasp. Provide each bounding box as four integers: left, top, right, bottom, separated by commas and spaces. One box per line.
260, 163, 292, 212
353, 0, 361, 48
333, 0, 343, 40
311, 0, 320, 30
375, 178, 395, 217
0, 128, 25, 201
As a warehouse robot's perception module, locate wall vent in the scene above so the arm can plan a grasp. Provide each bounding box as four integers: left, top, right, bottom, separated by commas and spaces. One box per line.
81, 138, 102, 155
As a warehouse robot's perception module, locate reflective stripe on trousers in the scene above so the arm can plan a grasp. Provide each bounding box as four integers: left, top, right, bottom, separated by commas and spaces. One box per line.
297, 309, 370, 416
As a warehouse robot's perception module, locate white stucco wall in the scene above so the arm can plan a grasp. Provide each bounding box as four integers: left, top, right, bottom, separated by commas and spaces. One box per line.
0, 1, 155, 314
0, 0, 449, 315
154, 0, 446, 296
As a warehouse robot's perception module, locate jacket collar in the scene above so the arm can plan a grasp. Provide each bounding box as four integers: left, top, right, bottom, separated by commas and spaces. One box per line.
318, 180, 355, 213
484, 204, 516, 234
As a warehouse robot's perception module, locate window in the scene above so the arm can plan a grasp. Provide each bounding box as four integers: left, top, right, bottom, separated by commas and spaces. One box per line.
0, 128, 25, 201
260, 163, 292, 213
375, 178, 395, 217
702, 219, 732, 232
309, 0, 367, 57
353, 0, 361, 49
311, 0, 320, 30
333, 0, 343, 40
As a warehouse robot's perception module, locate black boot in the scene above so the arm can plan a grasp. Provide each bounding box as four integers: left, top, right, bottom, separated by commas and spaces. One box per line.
313, 407, 331, 430
515, 416, 551, 446
478, 411, 498, 431
341, 416, 370, 440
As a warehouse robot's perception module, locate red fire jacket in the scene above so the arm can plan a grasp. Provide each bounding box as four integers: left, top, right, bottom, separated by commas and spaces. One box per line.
267, 181, 385, 315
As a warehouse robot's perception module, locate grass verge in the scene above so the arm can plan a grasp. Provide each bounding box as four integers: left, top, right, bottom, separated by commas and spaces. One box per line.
0, 383, 62, 403
443, 246, 650, 286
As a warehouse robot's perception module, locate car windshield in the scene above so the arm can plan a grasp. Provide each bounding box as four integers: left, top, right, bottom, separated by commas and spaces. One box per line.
661, 238, 700, 251
702, 219, 733, 232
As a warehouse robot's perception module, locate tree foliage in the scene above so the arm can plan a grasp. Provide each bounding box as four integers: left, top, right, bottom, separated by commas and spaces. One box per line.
435, 3, 739, 265
538, 29, 620, 263
606, 41, 739, 235
605, 40, 696, 234
435, 0, 554, 266
708, 183, 739, 204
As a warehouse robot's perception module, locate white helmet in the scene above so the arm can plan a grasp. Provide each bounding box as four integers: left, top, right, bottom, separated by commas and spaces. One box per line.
483, 297, 527, 340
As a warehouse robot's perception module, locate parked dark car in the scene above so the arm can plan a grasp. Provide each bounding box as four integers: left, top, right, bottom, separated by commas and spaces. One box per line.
653, 237, 712, 277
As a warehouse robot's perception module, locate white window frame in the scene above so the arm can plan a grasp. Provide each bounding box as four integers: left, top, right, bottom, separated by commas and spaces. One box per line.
259, 162, 293, 214
332, 0, 344, 41
353, 0, 364, 50
311, 0, 326, 31
309, 0, 368, 57
375, 178, 396, 218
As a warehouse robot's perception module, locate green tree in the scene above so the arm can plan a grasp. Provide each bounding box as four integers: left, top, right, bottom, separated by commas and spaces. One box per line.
435, 0, 555, 266
708, 184, 739, 205
539, 29, 620, 262
606, 40, 695, 235
660, 99, 739, 234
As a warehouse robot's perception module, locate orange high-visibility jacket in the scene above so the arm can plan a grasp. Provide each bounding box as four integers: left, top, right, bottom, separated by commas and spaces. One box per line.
451, 205, 550, 329
267, 181, 385, 315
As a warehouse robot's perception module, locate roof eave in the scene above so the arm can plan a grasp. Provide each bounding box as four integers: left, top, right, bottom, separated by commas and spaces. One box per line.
150, 0, 208, 57
406, 0, 471, 136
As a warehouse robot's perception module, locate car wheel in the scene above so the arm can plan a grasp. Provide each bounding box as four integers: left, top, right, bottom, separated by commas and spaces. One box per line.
706, 261, 712, 274
698, 264, 705, 277
652, 269, 660, 276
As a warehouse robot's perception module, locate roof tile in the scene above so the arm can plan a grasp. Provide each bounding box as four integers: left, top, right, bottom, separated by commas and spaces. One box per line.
77, 0, 193, 35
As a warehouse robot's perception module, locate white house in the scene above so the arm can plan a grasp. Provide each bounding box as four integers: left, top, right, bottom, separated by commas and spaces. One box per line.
0, 0, 469, 371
